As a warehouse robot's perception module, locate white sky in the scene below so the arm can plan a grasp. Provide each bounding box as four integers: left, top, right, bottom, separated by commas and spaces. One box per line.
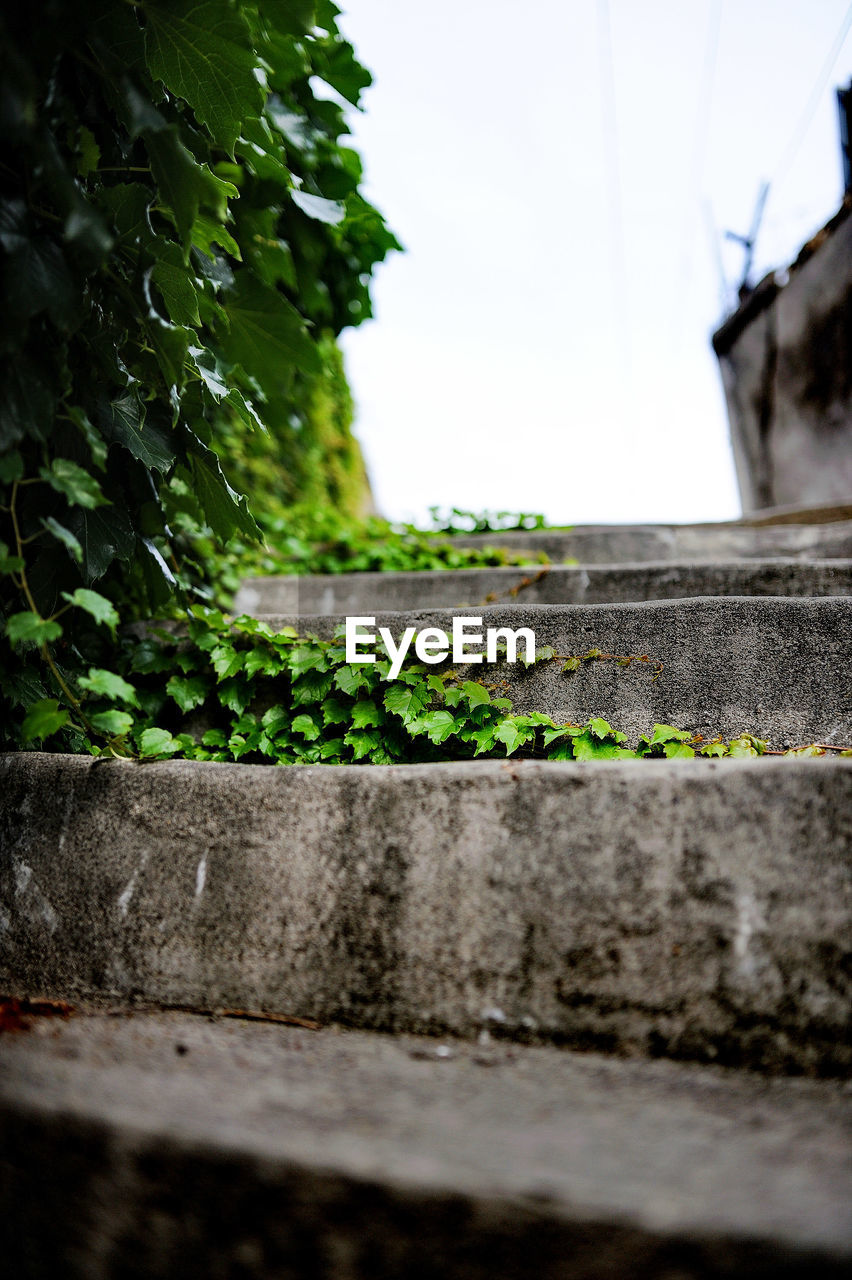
335, 1, 852, 525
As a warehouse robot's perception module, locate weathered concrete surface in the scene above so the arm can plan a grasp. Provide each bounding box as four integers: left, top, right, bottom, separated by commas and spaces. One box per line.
1, 754, 850, 1074
449, 521, 852, 563
235, 559, 852, 615
740, 501, 852, 526
1, 1012, 850, 1279
263, 597, 852, 746
713, 201, 852, 512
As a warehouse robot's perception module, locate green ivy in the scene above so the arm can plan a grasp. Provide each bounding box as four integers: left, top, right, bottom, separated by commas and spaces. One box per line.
0, 0, 398, 749
14, 608, 848, 764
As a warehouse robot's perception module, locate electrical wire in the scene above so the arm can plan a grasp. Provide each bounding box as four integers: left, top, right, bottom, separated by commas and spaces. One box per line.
771, 0, 852, 189
597, 0, 630, 382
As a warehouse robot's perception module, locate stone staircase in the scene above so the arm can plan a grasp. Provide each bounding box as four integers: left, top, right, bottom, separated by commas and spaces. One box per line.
1, 509, 851, 1277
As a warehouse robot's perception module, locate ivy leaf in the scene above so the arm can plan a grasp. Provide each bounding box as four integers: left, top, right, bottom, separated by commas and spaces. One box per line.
21, 699, 70, 743
210, 643, 245, 680
587, 717, 627, 742
413, 709, 457, 745
40, 458, 107, 509
0, 540, 25, 574
138, 727, 183, 757
259, 0, 316, 36
61, 588, 119, 634
351, 699, 381, 728
0, 451, 24, 483
383, 683, 428, 725
145, 0, 263, 154
644, 723, 692, 746
185, 437, 260, 542
0, 360, 56, 447
5, 236, 77, 329
65, 504, 136, 581
41, 517, 83, 564
495, 718, 534, 756
333, 664, 369, 698
150, 241, 201, 327
166, 674, 210, 711
66, 406, 107, 470
6, 613, 63, 647
472, 725, 498, 755
459, 680, 491, 708
292, 712, 321, 740
89, 709, 134, 738
291, 189, 346, 225
222, 273, 321, 392
313, 33, 373, 107
699, 742, 728, 758
145, 126, 237, 247
572, 733, 636, 761
344, 726, 383, 759
664, 741, 695, 759
78, 668, 139, 705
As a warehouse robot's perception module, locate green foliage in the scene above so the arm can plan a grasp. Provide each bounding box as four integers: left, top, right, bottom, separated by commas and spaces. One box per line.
0, 0, 398, 749
7, 607, 836, 765
427, 507, 557, 534
202, 505, 552, 606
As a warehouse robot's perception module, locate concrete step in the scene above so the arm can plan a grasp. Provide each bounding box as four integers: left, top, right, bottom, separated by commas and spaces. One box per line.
2, 754, 849, 1075
1, 1010, 850, 1278
235, 559, 852, 615
447, 519, 852, 563
259, 596, 852, 747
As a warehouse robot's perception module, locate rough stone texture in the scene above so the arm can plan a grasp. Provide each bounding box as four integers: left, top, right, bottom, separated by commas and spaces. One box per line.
1, 1011, 850, 1278
263, 596, 852, 746
713, 203, 852, 512
234, 559, 852, 615
1, 754, 850, 1075
449, 520, 852, 563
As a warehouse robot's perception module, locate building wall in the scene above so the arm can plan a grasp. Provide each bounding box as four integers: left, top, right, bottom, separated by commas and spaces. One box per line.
713, 203, 852, 513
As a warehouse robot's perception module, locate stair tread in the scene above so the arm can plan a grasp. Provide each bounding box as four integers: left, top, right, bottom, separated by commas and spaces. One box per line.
235, 558, 852, 615
1, 1010, 850, 1275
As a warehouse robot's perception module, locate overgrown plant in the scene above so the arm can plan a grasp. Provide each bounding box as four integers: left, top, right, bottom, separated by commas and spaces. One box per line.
21, 607, 845, 763
0, 0, 398, 749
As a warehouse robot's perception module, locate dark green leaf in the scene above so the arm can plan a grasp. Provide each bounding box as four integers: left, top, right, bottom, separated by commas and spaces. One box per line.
185, 437, 260, 542
89, 709, 134, 737
21, 699, 70, 743
6, 612, 63, 647
78, 668, 139, 705
99, 393, 175, 473
166, 674, 210, 711
138, 727, 183, 757
222, 273, 321, 393
60, 588, 119, 633
40, 458, 107, 509
65, 504, 136, 581
151, 241, 201, 327
41, 517, 83, 564
145, 0, 263, 153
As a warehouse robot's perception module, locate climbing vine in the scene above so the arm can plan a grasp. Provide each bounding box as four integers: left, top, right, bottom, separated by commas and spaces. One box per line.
0, 0, 398, 748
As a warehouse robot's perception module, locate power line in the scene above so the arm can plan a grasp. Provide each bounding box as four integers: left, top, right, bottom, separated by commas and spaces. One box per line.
771, 0, 852, 189
596, 0, 629, 380
673, 0, 723, 343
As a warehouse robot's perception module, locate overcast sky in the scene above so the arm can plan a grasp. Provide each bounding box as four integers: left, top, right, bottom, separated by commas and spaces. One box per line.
335, 1, 852, 525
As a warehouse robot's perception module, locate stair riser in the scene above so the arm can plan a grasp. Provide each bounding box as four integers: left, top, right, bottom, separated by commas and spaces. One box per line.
2, 755, 849, 1075
450, 522, 852, 563
261, 597, 852, 747
235, 561, 852, 615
